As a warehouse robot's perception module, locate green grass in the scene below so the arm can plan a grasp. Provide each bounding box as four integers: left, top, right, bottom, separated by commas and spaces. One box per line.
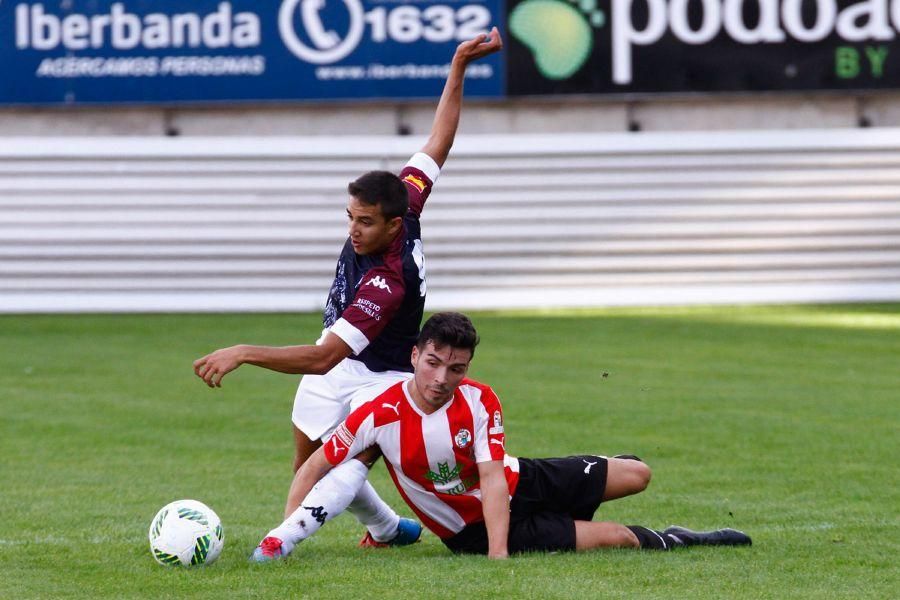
1, 305, 898, 598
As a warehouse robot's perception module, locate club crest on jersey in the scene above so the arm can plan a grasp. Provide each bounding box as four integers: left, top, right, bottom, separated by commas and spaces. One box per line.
366, 275, 392, 294
454, 428, 472, 449
489, 410, 504, 435
403, 174, 426, 193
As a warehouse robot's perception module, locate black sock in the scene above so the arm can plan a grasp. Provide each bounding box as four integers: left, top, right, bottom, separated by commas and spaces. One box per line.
626, 526, 685, 550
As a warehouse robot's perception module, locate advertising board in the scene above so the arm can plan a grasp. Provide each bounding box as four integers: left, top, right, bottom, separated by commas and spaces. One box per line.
0, 0, 504, 104
507, 0, 900, 94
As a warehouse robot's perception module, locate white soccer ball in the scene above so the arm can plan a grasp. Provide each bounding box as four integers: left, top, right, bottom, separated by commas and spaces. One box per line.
148, 499, 224, 567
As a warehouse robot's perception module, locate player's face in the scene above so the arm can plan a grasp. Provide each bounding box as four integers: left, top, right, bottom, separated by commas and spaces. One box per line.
409, 342, 472, 411
346, 197, 401, 256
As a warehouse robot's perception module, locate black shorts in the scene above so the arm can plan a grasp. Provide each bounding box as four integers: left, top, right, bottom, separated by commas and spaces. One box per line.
442, 455, 608, 555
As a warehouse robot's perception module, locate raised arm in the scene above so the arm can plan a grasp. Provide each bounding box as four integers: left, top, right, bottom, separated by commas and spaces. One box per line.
420, 26, 503, 168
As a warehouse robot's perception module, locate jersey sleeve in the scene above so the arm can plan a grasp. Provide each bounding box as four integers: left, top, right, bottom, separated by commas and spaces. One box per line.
322, 401, 379, 466
401, 152, 440, 218
473, 386, 506, 464
329, 264, 406, 355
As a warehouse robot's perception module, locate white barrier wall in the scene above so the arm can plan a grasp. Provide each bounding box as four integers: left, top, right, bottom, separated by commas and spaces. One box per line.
2, 130, 899, 313
3, 94, 900, 136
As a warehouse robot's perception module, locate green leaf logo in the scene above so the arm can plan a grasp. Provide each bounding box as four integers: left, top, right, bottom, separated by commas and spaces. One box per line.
510, 0, 605, 80
424, 462, 461, 486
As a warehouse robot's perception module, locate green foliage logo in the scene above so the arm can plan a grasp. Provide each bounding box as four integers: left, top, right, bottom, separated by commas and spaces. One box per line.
509, 0, 606, 80
425, 462, 461, 486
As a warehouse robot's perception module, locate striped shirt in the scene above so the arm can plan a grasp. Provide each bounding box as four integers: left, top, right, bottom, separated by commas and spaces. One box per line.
323, 378, 521, 538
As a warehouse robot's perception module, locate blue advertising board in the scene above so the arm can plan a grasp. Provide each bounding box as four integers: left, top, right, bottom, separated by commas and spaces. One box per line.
0, 0, 505, 104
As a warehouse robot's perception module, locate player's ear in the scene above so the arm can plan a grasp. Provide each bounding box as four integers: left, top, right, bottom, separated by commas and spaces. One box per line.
410, 345, 419, 368
387, 216, 402, 236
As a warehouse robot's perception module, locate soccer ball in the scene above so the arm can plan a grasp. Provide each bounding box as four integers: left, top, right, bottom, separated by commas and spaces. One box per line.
148, 499, 224, 566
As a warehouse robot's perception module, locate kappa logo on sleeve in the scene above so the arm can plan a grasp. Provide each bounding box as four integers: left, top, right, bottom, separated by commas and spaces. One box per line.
366, 276, 392, 294
403, 174, 426, 193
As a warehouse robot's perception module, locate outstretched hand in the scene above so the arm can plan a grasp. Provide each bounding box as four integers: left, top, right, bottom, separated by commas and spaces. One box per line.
454, 26, 503, 65
193, 346, 244, 388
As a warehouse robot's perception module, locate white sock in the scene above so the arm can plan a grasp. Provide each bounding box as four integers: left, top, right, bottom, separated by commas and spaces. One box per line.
266, 459, 369, 553
347, 481, 401, 542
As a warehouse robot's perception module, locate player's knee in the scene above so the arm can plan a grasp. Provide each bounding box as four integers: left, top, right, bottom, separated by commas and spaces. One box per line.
625, 460, 651, 493
637, 461, 652, 490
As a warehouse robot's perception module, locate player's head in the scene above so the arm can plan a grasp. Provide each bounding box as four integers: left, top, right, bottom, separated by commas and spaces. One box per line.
410, 312, 480, 409
346, 171, 408, 255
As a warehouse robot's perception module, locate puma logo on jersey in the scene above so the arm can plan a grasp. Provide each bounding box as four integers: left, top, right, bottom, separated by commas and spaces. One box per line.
331, 436, 347, 455
582, 459, 598, 474
382, 401, 401, 416
366, 276, 392, 294
490, 438, 505, 449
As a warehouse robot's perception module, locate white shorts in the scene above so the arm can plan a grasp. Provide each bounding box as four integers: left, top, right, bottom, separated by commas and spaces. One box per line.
291, 358, 412, 442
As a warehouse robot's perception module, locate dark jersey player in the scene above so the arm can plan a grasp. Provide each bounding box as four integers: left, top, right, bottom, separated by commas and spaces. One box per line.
251, 313, 752, 560
321, 160, 430, 375
193, 29, 504, 548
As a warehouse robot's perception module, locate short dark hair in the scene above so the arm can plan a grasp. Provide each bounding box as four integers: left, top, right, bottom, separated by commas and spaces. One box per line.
416, 312, 480, 358
348, 171, 408, 220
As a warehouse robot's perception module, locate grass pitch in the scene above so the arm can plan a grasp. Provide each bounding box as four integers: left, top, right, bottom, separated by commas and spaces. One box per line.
1, 305, 898, 598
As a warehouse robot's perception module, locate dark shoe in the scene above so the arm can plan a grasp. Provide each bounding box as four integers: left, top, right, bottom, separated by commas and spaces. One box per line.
663, 526, 752, 547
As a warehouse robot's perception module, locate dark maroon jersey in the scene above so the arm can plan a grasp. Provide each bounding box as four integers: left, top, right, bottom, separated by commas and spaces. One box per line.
323, 153, 438, 373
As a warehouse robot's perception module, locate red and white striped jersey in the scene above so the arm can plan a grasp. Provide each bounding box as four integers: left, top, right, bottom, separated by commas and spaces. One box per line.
323, 378, 520, 539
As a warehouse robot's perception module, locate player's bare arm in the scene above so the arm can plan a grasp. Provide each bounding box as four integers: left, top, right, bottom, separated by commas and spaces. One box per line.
420, 27, 503, 168
478, 459, 510, 559
193, 333, 352, 388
